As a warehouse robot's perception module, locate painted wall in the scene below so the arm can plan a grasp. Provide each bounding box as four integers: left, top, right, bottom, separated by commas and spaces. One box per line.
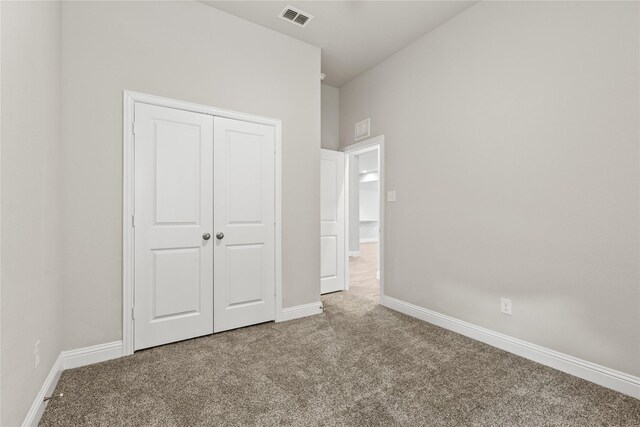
1, 1, 63, 425
321, 84, 340, 150
60, 1, 321, 350
340, 1, 640, 376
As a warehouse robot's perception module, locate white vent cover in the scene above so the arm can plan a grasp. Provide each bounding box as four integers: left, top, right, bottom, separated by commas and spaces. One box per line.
279, 5, 314, 27
355, 118, 371, 141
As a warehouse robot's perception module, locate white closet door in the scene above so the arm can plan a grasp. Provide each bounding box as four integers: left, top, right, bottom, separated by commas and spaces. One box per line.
320, 149, 345, 294
213, 117, 275, 332
134, 103, 214, 351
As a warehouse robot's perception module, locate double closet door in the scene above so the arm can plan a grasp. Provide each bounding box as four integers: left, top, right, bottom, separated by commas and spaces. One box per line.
133, 103, 275, 351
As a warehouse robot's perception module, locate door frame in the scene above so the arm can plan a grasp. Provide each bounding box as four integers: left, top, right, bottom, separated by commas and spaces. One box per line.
122, 90, 283, 356
342, 135, 385, 303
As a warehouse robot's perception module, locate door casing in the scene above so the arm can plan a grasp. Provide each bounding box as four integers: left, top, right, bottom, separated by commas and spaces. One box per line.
122, 91, 283, 356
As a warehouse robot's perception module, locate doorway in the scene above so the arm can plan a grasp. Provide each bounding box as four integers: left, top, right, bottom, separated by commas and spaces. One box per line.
122, 91, 283, 354
343, 136, 384, 303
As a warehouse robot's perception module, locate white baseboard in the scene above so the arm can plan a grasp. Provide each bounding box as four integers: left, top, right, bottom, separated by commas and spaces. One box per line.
279, 301, 324, 322
62, 340, 124, 370
349, 251, 360, 257
22, 354, 63, 427
23, 340, 125, 426
381, 295, 640, 400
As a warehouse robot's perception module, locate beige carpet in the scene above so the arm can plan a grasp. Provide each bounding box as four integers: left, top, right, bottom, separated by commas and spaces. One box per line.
41, 293, 640, 426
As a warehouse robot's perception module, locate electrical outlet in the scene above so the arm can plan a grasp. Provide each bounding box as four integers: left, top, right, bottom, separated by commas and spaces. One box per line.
501, 298, 512, 315
34, 340, 41, 368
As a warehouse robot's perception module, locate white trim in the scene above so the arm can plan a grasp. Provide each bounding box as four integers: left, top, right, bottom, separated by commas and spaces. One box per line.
343, 135, 385, 304
122, 92, 135, 356
344, 155, 350, 291
124, 91, 283, 126
22, 354, 63, 427
344, 138, 381, 155
273, 119, 283, 322
22, 341, 125, 427
279, 302, 324, 322
359, 237, 379, 243
122, 91, 283, 354
381, 295, 640, 399
62, 341, 124, 370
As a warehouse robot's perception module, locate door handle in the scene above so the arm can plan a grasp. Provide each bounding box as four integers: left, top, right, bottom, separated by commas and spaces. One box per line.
216, 232, 224, 240
202, 233, 211, 240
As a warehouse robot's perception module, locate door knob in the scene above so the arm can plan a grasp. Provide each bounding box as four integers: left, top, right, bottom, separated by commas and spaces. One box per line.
216, 232, 224, 240
202, 233, 211, 240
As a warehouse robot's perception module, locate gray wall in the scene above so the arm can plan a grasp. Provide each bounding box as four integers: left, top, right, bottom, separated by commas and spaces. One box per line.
321, 84, 340, 150
1, 1, 64, 425
340, 1, 640, 376
60, 1, 321, 350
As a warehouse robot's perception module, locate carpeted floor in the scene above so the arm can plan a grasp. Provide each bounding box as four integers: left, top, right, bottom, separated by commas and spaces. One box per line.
41, 292, 640, 426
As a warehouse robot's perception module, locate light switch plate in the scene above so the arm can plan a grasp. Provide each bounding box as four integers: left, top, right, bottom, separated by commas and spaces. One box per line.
387, 191, 396, 202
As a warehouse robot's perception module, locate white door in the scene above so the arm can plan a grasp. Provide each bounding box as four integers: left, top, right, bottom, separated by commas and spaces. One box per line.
213, 117, 276, 332
134, 103, 214, 351
320, 149, 345, 294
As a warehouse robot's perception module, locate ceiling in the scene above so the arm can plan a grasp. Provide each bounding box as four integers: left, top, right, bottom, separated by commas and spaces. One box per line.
202, 1, 477, 87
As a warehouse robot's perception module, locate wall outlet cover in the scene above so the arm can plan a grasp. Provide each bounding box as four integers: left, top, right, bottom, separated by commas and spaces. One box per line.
501, 298, 512, 315
387, 191, 396, 202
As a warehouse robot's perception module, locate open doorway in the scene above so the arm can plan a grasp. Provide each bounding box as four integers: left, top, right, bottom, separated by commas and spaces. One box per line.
344, 136, 384, 303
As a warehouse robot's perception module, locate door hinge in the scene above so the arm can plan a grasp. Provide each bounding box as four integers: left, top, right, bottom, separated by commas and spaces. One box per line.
132, 214, 135, 227
132, 122, 136, 135
131, 307, 135, 320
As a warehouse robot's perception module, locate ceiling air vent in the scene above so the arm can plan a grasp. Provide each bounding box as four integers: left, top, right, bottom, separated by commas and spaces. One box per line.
279, 5, 314, 28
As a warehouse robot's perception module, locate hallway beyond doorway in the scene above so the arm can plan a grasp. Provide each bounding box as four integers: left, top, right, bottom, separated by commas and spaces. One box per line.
348, 242, 379, 302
